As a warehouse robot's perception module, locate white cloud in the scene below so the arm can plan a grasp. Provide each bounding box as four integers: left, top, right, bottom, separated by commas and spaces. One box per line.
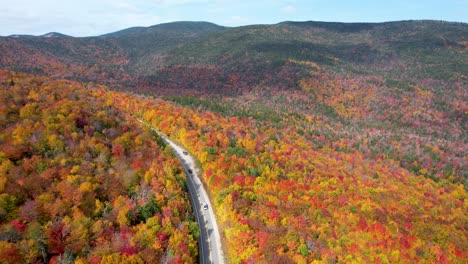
282, 5, 296, 14
0, 0, 168, 36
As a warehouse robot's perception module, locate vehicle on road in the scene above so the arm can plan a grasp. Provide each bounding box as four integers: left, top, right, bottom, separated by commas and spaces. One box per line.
147, 124, 224, 263
183, 151, 188, 155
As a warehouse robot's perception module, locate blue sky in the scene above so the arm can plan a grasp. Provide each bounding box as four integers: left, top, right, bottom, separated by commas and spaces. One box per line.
0, 0, 466, 36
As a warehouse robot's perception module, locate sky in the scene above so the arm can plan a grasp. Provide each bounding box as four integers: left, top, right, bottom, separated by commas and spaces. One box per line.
0, 0, 466, 36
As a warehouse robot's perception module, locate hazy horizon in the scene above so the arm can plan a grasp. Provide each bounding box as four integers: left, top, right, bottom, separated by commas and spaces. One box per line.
4, 19, 467, 37
1, 0, 466, 37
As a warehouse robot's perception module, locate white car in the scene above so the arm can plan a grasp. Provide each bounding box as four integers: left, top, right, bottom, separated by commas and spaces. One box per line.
202, 203, 208, 210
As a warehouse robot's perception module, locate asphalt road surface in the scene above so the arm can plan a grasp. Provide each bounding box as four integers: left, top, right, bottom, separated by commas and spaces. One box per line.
142, 121, 225, 264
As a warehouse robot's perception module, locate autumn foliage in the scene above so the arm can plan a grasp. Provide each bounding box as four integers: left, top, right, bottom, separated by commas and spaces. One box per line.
0, 20, 466, 264
109, 88, 466, 263
0, 70, 197, 263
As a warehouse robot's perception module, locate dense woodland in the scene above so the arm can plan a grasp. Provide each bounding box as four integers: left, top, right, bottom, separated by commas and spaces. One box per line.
111, 89, 466, 263
0, 20, 466, 263
0, 71, 198, 263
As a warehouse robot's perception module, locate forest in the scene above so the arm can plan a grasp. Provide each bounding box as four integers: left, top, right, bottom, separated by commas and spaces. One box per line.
110, 87, 465, 263
0, 20, 466, 263
2, 69, 464, 263
0, 70, 198, 263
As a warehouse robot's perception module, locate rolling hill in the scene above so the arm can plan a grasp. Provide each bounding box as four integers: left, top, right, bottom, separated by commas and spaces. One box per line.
1, 20, 466, 92
0, 21, 225, 88
0, 20, 467, 263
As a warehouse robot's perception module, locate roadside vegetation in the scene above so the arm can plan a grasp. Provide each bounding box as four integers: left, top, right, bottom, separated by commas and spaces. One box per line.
0, 70, 198, 263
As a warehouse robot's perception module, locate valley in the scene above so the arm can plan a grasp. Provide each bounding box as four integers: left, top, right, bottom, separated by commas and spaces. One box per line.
0, 20, 466, 263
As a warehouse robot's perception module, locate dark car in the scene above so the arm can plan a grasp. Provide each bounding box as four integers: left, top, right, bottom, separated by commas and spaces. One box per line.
188, 169, 193, 174
183, 151, 188, 155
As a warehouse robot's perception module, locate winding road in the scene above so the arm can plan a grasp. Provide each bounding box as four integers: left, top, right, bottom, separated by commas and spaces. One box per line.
140, 120, 225, 264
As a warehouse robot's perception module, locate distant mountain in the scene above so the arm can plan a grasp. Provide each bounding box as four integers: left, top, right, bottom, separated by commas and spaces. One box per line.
0, 34, 128, 84
6, 32, 72, 38
0, 21, 227, 87
138, 20, 467, 93
39, 32, 72, 38
101, 21, 224, 37
101, 21, 225, 74
7, 34, 36, 38
164, 20, 467, 80
0, 20, 466, 93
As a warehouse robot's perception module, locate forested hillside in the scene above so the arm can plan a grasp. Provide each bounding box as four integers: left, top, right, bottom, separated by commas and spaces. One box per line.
0, 19, 466, 263
0, 70, 198, 263
109, 88, 465, 263
2, 70, 463, 263
1, 20, 466, 94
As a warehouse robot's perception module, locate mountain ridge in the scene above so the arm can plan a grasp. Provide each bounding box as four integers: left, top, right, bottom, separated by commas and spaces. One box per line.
3, 19, 465, 38
0, 20, 466, 92
39, 32, 72, 38
100, 21, 225, 37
